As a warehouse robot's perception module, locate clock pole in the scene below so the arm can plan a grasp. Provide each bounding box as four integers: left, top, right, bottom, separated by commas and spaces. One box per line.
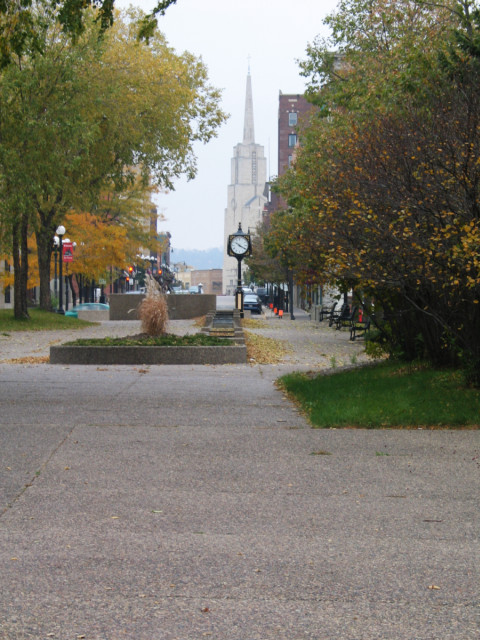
227, 223, 252, 318
236, 255, 243, 317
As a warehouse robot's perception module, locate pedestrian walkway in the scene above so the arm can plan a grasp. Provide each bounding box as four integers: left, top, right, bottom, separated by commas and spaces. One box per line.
0, 306, 370, 373
0, 311, 478, 639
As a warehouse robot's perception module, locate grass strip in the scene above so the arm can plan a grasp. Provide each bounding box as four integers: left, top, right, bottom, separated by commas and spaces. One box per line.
278, 361, 480, 428
0, 308, 95, 332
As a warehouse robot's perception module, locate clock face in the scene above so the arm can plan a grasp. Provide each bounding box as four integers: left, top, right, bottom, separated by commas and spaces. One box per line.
230, 235, 249, 255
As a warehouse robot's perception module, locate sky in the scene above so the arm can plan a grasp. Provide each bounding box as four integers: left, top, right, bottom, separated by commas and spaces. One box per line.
116, 0, 339, 250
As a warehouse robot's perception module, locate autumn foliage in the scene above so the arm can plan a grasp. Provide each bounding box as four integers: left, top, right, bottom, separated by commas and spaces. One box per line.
272, 0, 480, 384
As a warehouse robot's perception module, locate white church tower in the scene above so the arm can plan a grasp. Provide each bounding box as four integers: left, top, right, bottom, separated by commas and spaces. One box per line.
222, 71, 267, 294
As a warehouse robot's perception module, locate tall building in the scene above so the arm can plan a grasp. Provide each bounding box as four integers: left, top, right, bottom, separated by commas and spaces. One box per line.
267, 91, 316, 216
222, 72, 268, 294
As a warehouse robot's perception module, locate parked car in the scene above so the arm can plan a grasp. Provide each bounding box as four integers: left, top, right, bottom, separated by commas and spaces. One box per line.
67, 302, 110, 318
188, 285, 202, 294
255, 287, 269, 304
72, 303, 109, 310
243, 293, 262, 314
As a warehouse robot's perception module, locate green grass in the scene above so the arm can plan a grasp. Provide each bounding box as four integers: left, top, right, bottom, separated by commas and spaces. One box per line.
66, 333, 233, 346
0, 308, 95, 331
278, 361, 480, 428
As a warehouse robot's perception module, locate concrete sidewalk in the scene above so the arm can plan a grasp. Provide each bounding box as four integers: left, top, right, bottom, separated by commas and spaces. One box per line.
0, 314, 479, 639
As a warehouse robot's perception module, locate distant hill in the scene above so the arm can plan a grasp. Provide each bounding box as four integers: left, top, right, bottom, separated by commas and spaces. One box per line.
172, 247, 223, 270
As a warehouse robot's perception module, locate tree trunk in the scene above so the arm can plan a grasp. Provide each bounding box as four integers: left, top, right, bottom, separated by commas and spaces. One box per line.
36, 226, 54, 310
12, 215, 29, 319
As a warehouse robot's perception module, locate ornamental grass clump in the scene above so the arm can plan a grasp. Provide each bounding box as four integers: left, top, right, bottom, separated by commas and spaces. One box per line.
138, 274, 169, 336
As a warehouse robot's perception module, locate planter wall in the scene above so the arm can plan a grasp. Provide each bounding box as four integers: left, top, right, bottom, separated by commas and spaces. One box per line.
108, 294, 216, 321
50, 344, 247, 365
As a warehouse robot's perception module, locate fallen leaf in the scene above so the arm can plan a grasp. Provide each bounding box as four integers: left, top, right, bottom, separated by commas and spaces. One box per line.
3, 356, 49, 364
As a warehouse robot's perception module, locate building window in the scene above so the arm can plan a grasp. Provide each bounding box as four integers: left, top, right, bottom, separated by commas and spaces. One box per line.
288, 155, 293, 167
288, 134, 297, 147
288, 112, 298, 126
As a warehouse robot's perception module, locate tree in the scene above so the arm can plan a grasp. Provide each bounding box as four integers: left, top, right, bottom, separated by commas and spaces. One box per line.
274, 0, 480, 382
0, 7, 227, 317
0, 0, 178, 66
245, 221, 286, 287
299, 0, 457, 115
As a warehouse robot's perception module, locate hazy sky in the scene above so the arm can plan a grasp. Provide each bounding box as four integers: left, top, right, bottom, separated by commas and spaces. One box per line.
117, 0, 339, 250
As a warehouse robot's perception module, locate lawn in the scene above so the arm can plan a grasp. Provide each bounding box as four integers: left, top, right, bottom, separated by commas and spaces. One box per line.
0, 308, 94, 331
278, 361, 480, 428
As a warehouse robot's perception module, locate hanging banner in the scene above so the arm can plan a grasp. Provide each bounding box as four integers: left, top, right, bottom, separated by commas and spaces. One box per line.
62, 242, 74, 262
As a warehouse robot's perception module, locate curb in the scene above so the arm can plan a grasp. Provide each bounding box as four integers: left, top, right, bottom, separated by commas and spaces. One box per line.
49, 344, 247, 365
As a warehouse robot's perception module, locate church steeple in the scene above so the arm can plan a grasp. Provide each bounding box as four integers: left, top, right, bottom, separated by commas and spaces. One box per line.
242, 70, 255, 144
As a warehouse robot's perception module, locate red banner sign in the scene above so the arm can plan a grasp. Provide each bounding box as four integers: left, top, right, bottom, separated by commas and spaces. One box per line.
62, 242, 74, 262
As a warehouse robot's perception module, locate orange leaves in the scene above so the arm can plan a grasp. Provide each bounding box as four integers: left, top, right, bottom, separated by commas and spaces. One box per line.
65, 210, 129, 281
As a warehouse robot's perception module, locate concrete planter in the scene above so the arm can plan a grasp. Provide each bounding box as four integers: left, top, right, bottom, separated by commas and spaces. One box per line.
50, 344, 247, 365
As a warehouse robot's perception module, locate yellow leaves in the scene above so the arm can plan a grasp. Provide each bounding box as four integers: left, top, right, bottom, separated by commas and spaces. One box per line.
244, 330, 292, 364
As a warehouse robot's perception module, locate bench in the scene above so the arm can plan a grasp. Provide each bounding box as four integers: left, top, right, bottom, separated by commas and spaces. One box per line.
350, 317, 371, 341
334, 305, 358, 330
329, 302, 348, 327
319, 301, 337, 322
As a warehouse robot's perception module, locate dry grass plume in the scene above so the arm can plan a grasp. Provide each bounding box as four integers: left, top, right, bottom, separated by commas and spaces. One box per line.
138, 274, 169, 336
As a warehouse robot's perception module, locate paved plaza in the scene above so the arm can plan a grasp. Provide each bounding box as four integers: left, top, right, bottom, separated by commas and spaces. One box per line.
0, 309, 479, 639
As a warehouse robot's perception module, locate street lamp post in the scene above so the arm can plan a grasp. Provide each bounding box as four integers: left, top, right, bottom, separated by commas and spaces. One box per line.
56, 225, 65, 314
52, 236, 59, 301
64, 238, 71, 311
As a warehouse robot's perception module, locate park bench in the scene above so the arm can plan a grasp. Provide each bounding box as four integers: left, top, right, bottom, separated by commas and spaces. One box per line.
319, 301, 337, 322
350, 316, 371, 341
334, 305, 358, 330
329, 302, 348, 327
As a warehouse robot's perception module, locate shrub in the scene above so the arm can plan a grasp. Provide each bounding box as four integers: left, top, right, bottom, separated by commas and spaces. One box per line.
138, 274, 169, 336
